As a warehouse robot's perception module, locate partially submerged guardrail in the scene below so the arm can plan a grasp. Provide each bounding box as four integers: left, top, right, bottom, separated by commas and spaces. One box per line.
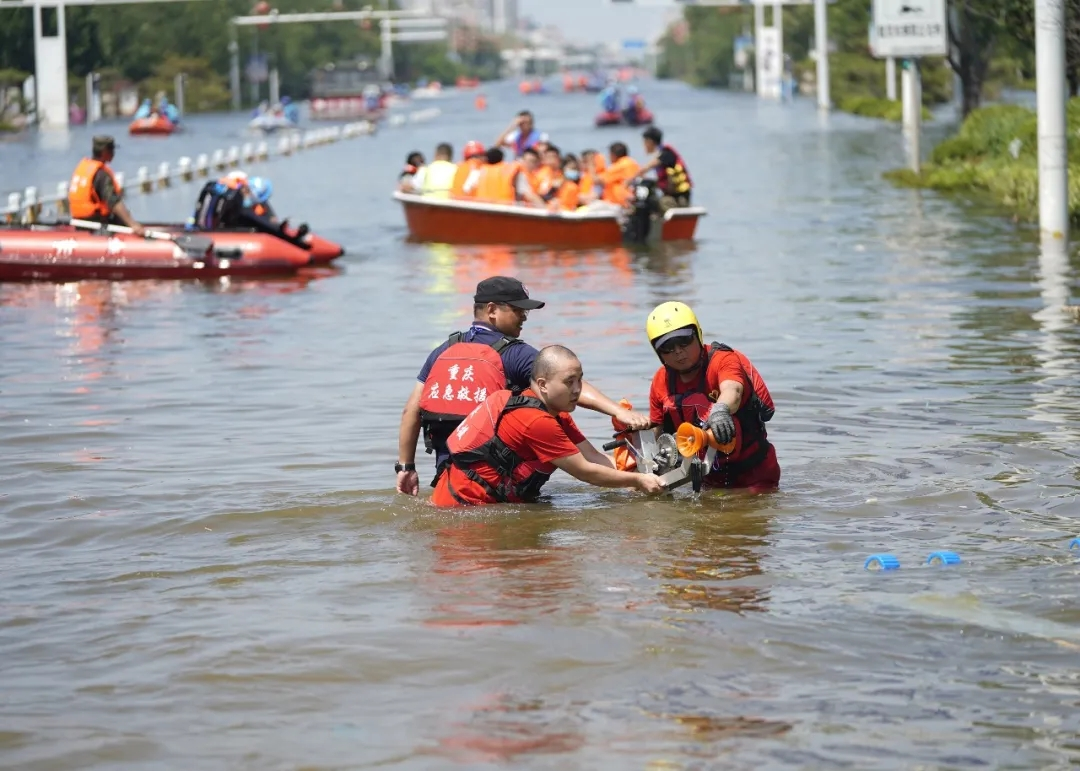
2, 107, 443, 224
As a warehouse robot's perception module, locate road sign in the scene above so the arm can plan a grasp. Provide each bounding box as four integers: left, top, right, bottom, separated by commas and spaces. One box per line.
870, 0, 947, 58
623, 39, 647, 50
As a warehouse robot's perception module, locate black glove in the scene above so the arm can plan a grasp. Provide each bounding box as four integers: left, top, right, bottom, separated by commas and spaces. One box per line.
706, 402, 735, 445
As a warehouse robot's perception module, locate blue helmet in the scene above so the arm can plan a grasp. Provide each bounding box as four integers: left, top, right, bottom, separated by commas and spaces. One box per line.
248, 176, 272, 204
281, 95, 292, 106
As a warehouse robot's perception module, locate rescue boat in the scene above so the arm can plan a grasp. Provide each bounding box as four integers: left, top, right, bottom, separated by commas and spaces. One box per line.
148, 223, 345, 264
594, 108, 654, 127
128, 115, 177, 136
393, 191, 704, 247
0, 226, 312, 282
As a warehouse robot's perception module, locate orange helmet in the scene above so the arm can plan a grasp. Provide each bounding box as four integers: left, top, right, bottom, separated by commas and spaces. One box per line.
463, 140, 485, 160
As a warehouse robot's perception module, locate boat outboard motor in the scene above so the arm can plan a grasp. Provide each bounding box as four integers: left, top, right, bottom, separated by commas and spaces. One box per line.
622, 178, 660, 245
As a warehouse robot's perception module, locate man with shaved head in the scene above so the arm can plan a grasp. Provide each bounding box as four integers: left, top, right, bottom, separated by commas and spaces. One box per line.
431, 345, 665, 507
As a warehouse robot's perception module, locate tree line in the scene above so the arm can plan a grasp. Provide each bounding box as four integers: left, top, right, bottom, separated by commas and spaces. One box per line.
657, 0, 1078, 117
0, 0, 503, 111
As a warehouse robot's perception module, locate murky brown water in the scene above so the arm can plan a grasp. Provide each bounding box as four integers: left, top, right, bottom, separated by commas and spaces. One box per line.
3, 80, 1080, 769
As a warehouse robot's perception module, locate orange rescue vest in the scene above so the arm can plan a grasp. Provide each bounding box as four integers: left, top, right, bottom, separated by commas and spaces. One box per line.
68, 158, 121, 219
475, 162, 518, 203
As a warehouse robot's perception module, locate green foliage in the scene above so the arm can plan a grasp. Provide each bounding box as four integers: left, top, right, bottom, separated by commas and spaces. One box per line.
0, 68, 30, 86
836, 94, 931, 122
142, 56, 231, 112
0, 0, 487, 112
890, 98, 1080, 225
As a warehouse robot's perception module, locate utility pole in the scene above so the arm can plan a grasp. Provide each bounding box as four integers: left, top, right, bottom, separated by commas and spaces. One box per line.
1035, 0, 1069, 252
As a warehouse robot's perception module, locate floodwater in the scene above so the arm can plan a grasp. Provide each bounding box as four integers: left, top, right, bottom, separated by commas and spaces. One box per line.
3, 80, 1080, 769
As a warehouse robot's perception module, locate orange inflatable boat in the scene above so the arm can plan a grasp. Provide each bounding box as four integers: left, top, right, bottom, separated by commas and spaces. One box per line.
0, 226, 312, 282
129, 115, 176, 136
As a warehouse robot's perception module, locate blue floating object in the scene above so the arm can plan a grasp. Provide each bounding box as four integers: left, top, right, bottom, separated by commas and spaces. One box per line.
864, 553, 900, 571
1069, 538, 1080, 551
926, 550, 961, 566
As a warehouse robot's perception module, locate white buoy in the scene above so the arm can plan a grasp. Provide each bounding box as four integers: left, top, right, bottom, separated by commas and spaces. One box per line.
212, 149, 226, 171
242, 143, 254, 162
256, 141, 268, 160
178, 156, 193, 181
156, 162, 170, 188
195, 153, 210, 177
137, 166, 151, 193
225, 146, 239, 167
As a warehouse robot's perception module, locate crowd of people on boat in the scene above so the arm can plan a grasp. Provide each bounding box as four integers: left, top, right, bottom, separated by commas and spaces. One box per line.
396, 109, 693, 212
395, 279, 780, 507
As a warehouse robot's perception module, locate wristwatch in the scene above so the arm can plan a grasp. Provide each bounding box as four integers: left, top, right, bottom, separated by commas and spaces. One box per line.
394, 462, 416, 473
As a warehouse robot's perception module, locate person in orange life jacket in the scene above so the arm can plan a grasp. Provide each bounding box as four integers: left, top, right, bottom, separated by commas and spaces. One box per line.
630, 126, 693, 208
597, 142, 640, 207
645, 302, 780, 491
495, 109, 542, 159
533, 144, 562, 198
462, 147, 543, 206
395, 277, 651, 496
67, 135, 145, 237
431, 345, 665, 507
398, 151, 426, 193
515, 148, 546, 206
541, 152, 582, 212
450, 140, 486, 198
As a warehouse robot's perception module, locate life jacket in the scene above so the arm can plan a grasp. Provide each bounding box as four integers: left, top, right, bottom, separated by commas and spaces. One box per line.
659, 342, 775, 478
475, 162, 518, 203
418, 332, 522, 454
443, 391, 555, 504
68, 158, 121, 219
450, 158, 482, 198
540, 175, 580, 211
656, 144, 692, 196
421, 159, 457, 199
600, 156, 640, 206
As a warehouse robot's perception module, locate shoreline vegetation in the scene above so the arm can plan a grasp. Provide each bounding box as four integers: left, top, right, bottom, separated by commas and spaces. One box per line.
0, 1, 503, 115
885, 101, 1080, 227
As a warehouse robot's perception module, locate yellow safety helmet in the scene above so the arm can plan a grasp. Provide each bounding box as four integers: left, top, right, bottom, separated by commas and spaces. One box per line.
645, 301, 703, 354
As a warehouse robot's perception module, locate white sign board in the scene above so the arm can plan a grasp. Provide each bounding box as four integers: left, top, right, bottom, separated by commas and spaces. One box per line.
870, 0, 948, 58
758, 27, 782, 99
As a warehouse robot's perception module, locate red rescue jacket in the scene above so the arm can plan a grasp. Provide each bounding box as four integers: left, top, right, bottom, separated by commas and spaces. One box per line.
658, 342, 774, 479
442, 390, 555, 504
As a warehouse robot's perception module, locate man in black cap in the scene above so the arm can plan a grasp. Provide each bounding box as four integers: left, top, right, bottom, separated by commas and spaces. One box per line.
68, 135, 145, 236
395, 276, 650, 496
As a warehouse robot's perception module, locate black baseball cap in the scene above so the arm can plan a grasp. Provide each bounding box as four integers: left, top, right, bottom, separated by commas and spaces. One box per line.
474, 276, 545, 310
92, 135, 116, 153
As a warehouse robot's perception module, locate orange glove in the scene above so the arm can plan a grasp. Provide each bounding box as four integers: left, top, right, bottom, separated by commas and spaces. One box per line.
614, 444, 637, 472
611, 398, 633, 432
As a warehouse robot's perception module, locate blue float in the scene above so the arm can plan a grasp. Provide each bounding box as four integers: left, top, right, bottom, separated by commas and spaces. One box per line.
864, 554, 901, 571
926, 550, 961, 566
1069, 538, 1080, 551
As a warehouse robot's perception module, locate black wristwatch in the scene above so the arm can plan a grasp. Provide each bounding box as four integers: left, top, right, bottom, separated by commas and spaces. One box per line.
395, 462, 416, 473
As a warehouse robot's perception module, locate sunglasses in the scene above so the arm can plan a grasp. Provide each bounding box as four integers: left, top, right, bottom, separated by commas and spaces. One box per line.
657, 336, 694, 355
498, 303, 529, 317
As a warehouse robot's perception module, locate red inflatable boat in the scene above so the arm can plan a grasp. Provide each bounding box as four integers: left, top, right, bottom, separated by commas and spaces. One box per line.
150, 223, 345, 265
129, 115, 177, 136
0, 226, 312, 282
594, 108, 655, 128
